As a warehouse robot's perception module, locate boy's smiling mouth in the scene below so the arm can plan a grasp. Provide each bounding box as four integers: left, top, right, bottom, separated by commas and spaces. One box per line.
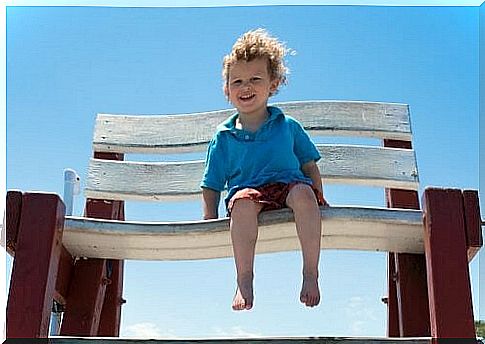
240, 93, 255, 101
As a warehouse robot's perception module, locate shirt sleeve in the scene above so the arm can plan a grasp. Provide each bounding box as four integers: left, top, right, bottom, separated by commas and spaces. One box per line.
200, 133, 227, 192
290, 117, 321, 166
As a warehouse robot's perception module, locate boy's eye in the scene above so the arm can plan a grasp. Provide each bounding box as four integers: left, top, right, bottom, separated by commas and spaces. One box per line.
231, 80, 242, 86
251, 77, 262, 82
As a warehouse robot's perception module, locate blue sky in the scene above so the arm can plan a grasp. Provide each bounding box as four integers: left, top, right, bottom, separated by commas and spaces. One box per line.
4, 0, 485, 6
4, 2, 484, 339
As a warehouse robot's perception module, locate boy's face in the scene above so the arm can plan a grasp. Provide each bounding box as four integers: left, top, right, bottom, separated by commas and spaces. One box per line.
225, 57, 279, 117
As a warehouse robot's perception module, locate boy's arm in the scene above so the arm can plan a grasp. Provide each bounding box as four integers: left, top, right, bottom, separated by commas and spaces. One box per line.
301, 160, 325, 203
301, 160, 322, 192
202, 187, 221, 219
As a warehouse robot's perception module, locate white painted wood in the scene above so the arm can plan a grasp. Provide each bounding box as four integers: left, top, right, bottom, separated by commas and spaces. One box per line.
93, 101, 411, 154
63, 206, 424, 261
84, 145, 419, 201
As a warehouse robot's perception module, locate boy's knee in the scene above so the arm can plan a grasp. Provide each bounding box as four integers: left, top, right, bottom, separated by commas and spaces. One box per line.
287, 184, 317, 208
231, 197, 261, 217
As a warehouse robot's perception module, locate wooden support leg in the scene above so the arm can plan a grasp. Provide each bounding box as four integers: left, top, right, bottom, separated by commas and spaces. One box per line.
393, 253, 430, 336
462, 190, 483, 261
387, 252, 400, 337
88, 198, 125, 336
6, 193, 65, 338
59, 198, 125, 336
422, 188, 475, 338
5, 190, 23, 256
384, 139, 430, 337
97, 259, 125, 336
386, 188, 430, 337
54, 246, 75, 305
59, 258, 108, 336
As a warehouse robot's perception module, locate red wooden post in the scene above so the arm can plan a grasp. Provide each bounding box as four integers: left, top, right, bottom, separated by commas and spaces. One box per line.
88, 155, 125, 336
386, 252, 400, 337
59, 258, 109, 335
93, 153, 125, 337
384, 139, 430, 337
60, 152, 125, 336
5, 190, 23, 256
392, 252, 430, 336
462, 190, 483, 261
422, 188, 476, 338
6, 193, 65, 338
54, 246, 75, 305
97, 260, 125, 336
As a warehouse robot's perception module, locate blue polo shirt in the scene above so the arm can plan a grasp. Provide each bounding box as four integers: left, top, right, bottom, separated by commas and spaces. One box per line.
201, 106, 321, 206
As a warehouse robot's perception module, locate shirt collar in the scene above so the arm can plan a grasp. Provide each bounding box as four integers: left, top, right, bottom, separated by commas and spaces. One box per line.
217, 106, 284, 132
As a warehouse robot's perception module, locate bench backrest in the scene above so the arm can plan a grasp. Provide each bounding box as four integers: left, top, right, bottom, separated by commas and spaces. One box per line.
85, 100, 419, 203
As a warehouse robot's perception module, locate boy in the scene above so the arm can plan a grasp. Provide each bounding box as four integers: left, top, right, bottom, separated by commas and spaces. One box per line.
201, 28, 327, 311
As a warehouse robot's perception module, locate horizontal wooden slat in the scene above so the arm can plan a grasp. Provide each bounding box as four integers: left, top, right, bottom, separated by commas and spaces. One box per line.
50, 336, 432, 344
93, 101, 411, 154
85, 145, 419, 201
63, 206, 424, 261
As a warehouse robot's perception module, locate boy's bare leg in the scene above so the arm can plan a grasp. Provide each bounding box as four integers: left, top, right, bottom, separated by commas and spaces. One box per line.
286, 183, 322, 307
230, 198, 263, 310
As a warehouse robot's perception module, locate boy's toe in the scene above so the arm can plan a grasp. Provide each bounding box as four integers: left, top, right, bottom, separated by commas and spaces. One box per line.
245, 299, 253, 310
232, 299, 240, 310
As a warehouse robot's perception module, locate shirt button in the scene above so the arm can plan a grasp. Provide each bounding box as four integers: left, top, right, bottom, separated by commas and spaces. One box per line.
244, 135, 250, 140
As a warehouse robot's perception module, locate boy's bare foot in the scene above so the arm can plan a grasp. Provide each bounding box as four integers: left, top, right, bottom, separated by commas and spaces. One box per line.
300, 275, 320, 307
232, 275, 253, 311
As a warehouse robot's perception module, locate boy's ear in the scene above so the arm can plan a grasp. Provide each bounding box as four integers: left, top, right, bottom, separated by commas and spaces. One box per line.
269, 79, 280, 95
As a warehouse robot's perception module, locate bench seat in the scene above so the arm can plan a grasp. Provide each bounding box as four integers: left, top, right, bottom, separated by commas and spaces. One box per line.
63, 206, 423, 261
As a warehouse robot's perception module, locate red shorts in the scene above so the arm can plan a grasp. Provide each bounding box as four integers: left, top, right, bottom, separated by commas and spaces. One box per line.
227, 182, 329, 214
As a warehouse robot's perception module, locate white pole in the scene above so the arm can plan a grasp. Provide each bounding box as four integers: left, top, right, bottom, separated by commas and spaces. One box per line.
49, 302, 64, 336
63, 168, 80, 216
50, 169, 80, 336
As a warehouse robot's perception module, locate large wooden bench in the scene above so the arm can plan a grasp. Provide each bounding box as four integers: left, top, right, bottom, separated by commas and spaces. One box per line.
5, 100, 483, 341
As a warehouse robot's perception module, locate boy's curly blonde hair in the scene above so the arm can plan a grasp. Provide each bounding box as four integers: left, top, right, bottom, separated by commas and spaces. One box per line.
222, 28, 290, 96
